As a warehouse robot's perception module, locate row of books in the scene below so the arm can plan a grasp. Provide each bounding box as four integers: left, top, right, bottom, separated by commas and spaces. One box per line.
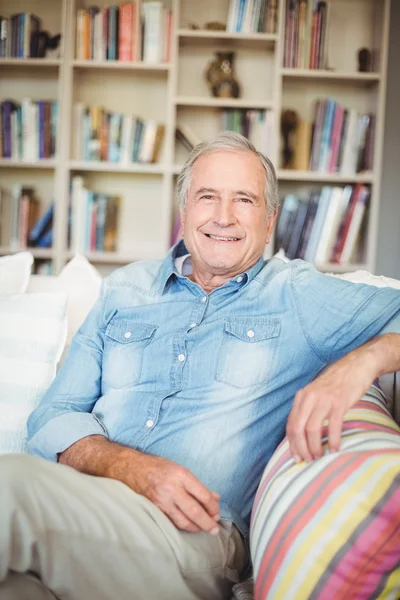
0, 185, 45, 249
76, 2, 172, 63
284, 0, 329, 69
70, 176, 120, 253
73, 104, 165, 164
226, 0, 277, 34
275, 184, 370, 265
308, 99, 375, 174
175, 110, 275, 159
221, 108, 275, 158
1, 99, 58, 161
0, 13, 48, 58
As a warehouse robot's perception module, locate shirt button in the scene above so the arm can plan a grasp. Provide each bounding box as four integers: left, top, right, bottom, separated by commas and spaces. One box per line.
146, 419, 154, 429
178, 354, 185, 362
189, 323, 197, 328
237, 276, 243, 283
201, 296, 207, 303
124, 331, 132, 339
247, 329, 255, 338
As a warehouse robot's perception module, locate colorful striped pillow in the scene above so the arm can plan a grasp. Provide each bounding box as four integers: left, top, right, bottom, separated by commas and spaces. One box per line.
0, 293, 67, 453
251, 386, 400, 600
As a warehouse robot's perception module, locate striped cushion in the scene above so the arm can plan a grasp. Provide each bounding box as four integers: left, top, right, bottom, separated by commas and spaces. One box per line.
251, 386, 400, 600
0, 293, 67, 453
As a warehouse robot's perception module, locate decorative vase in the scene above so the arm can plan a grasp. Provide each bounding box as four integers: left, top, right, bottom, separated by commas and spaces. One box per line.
205, 52, 240, 98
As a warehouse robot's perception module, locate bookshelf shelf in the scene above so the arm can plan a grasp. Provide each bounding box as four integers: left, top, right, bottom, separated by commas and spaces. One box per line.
68, 161, 166, 175
277, 170, 375, 184
0, 159, 57, 169
177, 29, 278, 48
280, 69, 381, 83
72, 60, 171, 72
0, 59, 61, 68
0, 247, 53, 259
175, 96, 274, 109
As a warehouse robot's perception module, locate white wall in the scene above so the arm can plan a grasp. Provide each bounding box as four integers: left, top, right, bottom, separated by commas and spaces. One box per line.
376, 0, 400, 278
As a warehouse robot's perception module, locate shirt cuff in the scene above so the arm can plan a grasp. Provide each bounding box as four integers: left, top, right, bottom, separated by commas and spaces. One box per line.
27, 412, 108, 462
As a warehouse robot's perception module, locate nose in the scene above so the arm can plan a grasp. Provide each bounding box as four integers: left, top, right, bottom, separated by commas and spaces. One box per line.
213, 198, 237, 229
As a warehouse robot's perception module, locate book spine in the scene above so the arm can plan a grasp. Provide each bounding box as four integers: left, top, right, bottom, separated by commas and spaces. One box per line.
236, 0, 246, 33
38, 101, 45, 159
119, 3, 133, 61
2, 101, 12, 158
108, 5, 118, 60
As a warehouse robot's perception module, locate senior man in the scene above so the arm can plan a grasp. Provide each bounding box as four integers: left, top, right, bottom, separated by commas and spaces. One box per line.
1, 131, 400, 600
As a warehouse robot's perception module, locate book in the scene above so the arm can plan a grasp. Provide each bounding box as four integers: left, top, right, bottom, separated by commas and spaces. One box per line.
29, 203, 54, 245
303, 186, 331, 262
176, 124, 202, 151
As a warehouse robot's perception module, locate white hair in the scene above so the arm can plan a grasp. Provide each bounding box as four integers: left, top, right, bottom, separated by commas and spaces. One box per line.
177, 131, 279, 216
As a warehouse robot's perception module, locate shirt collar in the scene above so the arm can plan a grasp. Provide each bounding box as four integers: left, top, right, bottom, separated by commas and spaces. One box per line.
155, 239, 265, 294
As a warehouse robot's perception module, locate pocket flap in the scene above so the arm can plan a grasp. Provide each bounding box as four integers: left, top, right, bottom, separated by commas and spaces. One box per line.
224, 317, 281, 342
105, 319, 158, 344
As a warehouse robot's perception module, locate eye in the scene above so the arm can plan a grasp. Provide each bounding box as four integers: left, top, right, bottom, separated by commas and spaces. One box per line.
238, 197, 253, 203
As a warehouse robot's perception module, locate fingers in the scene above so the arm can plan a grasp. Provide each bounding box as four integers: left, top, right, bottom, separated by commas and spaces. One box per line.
175, 488, 220, 535
287, 390, 344, 463
184, 476, 221, 521
167, 504, 202, 533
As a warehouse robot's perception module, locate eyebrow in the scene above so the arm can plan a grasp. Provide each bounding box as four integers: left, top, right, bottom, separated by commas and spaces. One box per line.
195, 187, 259, 201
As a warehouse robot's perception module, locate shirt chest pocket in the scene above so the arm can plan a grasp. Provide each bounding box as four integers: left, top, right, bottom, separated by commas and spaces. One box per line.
103, 318, 158, 389
216, 317, 281, 389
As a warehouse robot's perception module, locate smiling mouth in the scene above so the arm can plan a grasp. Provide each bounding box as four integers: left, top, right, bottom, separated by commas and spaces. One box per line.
205, 234, 241, 241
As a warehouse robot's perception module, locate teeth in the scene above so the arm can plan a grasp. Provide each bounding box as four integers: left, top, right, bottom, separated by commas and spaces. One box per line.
207, 234, 239, 241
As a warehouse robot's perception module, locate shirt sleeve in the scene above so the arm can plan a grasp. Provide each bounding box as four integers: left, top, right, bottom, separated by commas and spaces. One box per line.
290, 261, 400, 365
27, 280, 109, 462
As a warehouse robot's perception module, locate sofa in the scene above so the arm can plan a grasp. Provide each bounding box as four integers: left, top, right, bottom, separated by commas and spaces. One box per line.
1, 251, 399, 600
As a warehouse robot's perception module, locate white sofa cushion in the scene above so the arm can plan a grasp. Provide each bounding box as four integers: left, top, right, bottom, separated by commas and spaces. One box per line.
0, 251, 33, 295
0, 292, 67, 453
28, 254, 102, 349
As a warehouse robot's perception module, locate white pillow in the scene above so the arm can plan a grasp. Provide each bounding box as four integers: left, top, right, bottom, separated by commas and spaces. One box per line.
333, 269, 400, 290
0, 251, 33, 295
0, 292, 67, 453
28, 254, 102, 347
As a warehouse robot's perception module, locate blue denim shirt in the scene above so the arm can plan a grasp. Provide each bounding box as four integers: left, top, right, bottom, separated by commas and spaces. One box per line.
27, 241, 400, 536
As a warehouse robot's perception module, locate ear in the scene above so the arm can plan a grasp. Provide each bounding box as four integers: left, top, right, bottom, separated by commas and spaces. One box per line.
265, 209, 278, 245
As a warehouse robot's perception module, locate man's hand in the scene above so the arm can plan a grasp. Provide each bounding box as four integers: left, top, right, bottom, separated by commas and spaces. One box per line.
109, 450, 221, 534
286, 333, 400, 463
59, 436, 221, 534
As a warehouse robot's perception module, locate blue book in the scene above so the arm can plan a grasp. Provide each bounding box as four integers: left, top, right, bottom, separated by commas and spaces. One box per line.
319, 98, 336, 171
132, 119, 144, 162
236, 0, 246, 32
108, 5, 118, 60
28, 203, 54, 243
50, 101, 58, 157
108, 113, 122, 162
18, 13, 24, 58
36, 228, 53, 248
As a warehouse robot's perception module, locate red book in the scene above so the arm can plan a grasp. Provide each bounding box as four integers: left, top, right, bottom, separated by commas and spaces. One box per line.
309, 10, 317, 68
331, 185, 363, 263
100, 111, 109, 161
313, 9, 322, 69
118, 2, 134, 61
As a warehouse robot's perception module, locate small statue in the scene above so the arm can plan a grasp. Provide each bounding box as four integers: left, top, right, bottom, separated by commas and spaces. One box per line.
358, 48, 372, 72
281, 110, 299, 168
205, 52, 240, 98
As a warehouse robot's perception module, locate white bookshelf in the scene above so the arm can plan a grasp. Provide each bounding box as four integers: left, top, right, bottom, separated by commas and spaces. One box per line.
0, 0, 391, 275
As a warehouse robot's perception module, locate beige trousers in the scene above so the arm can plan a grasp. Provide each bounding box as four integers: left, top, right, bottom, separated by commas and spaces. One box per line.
0, 454, 248, 600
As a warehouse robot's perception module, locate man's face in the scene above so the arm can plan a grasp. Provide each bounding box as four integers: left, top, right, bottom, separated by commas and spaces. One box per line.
181, 150, 277, 280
